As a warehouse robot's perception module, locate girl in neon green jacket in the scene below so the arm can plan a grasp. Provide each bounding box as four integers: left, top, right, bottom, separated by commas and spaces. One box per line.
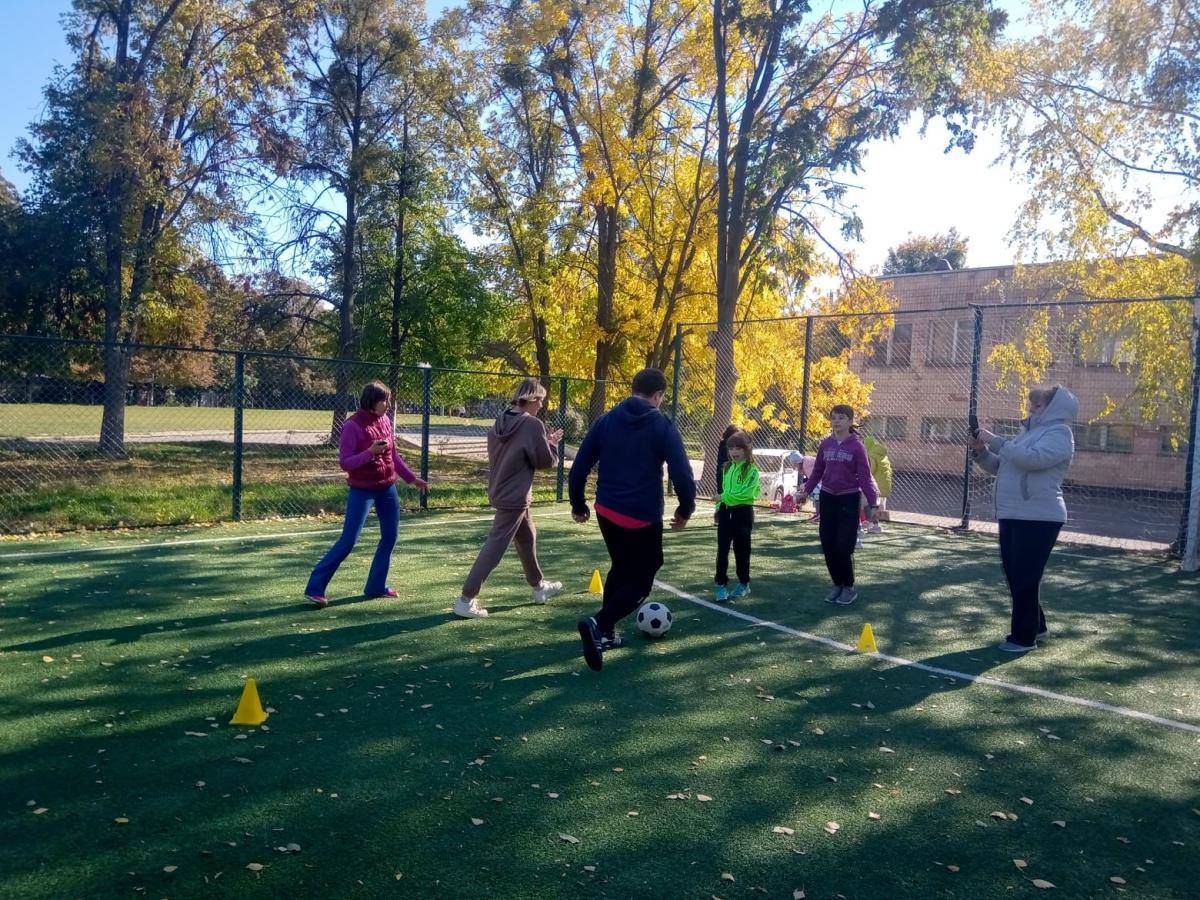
715, 431, 760, 602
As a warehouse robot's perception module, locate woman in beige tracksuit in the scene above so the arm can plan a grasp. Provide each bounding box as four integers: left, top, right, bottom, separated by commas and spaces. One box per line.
453, 379, 564, 619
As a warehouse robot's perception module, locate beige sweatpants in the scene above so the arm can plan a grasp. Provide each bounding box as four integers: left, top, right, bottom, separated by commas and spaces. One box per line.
461, 506, 544, 598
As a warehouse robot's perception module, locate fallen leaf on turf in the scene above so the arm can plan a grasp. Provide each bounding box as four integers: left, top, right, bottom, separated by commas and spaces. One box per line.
697, 794, 713, 802
471, 818, 484, 826
233, 757, 253, 764
946, 865, 959, 873
1117, 837, 1131, 844
246, 863, 263, 872
1110, 876, 1126, 885
827, 776, 838, 783
787, 740, 801, 747
546, 793, 559, 799
1014, 859, 1027, 869
42, 656, 53, 663
812, 728, 824, 735
184, 731, 207, 738
163, 866, 177, 873
1007, 813, 1019, 821
1020, 796, 1034, 805
824, 821, 840, 835
772, 826, 795, 836
1052, 820, 1066, 828
114, 817, 129, 825
879, 747, 895, 754
721, 873, 735, 882
612, 767, 623, 772
868, 812, 881, 820
666, 793, 688, 800
32, 808, 48, 815
627, 811, 638, 817
945, 788, 961, 796
1031, 879, 1054, 889
559, 833, 579, 844
990, 811, 1008, 820
793, 891, 805, 899
761, 739, 774, 745
865, 701, 875, 709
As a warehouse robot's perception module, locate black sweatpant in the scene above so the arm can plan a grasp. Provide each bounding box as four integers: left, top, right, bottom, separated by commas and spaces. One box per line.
715, 504, 754, 585
818, 491, 861, 587
594, 515, 664, 635
997, 518, 1061, 646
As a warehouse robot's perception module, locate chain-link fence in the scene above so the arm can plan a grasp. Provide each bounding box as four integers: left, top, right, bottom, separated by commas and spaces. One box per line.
0, 334, 613, 534
672, 297, 1198, 557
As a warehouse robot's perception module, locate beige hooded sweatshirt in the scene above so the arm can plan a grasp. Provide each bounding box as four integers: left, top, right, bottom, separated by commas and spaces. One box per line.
486, 408, 558, 509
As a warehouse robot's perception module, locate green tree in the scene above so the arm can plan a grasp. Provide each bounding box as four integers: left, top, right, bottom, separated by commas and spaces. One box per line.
882, 228, 969, 274
706, 0, 1005, 466
21, 0, 310, 457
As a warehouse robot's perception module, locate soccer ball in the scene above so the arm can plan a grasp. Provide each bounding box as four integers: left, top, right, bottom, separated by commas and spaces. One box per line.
636, 601, 672, 637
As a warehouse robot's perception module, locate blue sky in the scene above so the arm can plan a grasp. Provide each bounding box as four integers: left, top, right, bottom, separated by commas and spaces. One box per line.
0, 0, 1022, 272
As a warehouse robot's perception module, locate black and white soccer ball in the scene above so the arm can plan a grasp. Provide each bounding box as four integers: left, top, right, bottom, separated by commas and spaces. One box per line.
636, 601, 672, 637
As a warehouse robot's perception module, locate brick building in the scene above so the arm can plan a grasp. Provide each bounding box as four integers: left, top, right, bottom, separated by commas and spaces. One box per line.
848, 265, 1189, 493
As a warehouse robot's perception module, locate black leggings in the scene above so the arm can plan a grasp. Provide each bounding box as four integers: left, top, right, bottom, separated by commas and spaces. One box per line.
594, 515, 664, 635
998, 519, 1061, 645
818, 491, 861, 587
716, 504, 754, 585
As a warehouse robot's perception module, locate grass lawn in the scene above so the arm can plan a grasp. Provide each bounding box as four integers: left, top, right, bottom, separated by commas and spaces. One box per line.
1, 404, 494, 438
0, 510, 1197, 898
0, 442, 561, 533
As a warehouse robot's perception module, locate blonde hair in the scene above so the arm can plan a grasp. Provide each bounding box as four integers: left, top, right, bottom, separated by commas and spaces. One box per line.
512, 378, 547, 407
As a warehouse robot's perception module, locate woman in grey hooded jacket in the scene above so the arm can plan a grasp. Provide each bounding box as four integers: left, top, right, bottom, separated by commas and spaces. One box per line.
970, 385, 1078, 652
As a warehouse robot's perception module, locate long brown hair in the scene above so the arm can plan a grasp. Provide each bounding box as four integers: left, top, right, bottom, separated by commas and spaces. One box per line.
722, 430, 754, 471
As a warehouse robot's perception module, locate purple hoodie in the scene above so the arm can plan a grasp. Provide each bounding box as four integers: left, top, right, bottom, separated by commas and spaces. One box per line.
339, 410, 416, 490
802, 432, 878, 506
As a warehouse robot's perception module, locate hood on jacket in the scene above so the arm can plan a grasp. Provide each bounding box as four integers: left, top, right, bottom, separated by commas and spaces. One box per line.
1032, 385, 1078, 428
491, 407, 529, 442
613, 396, 664, 429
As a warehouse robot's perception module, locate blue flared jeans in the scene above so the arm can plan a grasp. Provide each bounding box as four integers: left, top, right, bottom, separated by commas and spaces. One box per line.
305, 484, 400, 597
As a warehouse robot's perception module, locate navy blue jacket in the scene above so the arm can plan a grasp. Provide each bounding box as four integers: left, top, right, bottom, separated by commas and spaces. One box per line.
569, 396, 697, 523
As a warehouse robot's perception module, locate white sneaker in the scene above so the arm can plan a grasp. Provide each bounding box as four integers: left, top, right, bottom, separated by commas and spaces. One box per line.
531, 580, 563, 605
453, 596, 489, 619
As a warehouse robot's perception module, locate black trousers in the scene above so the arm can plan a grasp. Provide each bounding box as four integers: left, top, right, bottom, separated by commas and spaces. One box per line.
595, 515, 664, 635
998, 518, 1061, 646
715, 504, 754, 585
818, 491, 861, 587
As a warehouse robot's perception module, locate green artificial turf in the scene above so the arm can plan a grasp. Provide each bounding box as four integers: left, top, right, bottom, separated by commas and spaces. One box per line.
0, 509, 1197, 898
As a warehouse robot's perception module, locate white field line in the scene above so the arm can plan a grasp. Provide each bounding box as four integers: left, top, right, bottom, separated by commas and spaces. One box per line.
653, 578, 1200, 736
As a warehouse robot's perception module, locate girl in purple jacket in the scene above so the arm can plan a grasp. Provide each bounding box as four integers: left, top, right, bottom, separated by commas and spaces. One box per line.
795, 405, 879, 606
304, 381, 429, 608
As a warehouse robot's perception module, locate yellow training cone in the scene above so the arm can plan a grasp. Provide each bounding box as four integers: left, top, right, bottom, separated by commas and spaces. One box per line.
230, 678, 268, 726
588, 569, 604, 593
856, 623, 878, 654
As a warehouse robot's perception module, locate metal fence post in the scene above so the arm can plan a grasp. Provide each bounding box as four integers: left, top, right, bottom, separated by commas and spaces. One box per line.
232, 352, 245, 522
960, 305, 984, 529
797, 317, 814, 454
666, 325, 684, 498
1180, 297, 1200, 570
419, 364, 432, 510
556, 376, 568, 502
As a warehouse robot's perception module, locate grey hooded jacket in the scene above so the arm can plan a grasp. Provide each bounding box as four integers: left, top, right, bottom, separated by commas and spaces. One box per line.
971, 386, 1078, 523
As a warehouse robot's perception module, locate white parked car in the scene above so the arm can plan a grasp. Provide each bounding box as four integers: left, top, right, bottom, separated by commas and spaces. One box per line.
753, 448, 802, 504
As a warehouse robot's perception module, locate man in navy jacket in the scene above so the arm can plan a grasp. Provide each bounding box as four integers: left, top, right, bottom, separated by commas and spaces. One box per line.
569, 368, 697, 671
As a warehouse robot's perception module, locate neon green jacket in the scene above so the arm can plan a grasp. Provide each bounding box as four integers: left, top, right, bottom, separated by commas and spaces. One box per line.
863, 434, 892, 497
720, 461, 760, 507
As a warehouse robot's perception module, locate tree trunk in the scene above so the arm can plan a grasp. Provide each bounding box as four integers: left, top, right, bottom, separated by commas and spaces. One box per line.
99, 170, 129, 459
588, 203, 619, 421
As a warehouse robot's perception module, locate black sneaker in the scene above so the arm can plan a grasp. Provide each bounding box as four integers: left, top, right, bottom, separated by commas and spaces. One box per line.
577, 617, 603, 671
600, 634, 627, 652
836, 587, 859, 606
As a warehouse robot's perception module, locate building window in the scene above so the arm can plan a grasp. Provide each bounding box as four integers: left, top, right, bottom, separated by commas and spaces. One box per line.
926, 317, 975, 366
1073, 423, 1134, 453
1072, 332, 1132, 366
863, 415, 908, 442
922, 416, 969, 444
1160, 427, 1190, 456
867, 323, 913, 367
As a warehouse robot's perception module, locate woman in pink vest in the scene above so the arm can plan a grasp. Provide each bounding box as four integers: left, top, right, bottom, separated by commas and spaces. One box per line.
304, 381, 428, 608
